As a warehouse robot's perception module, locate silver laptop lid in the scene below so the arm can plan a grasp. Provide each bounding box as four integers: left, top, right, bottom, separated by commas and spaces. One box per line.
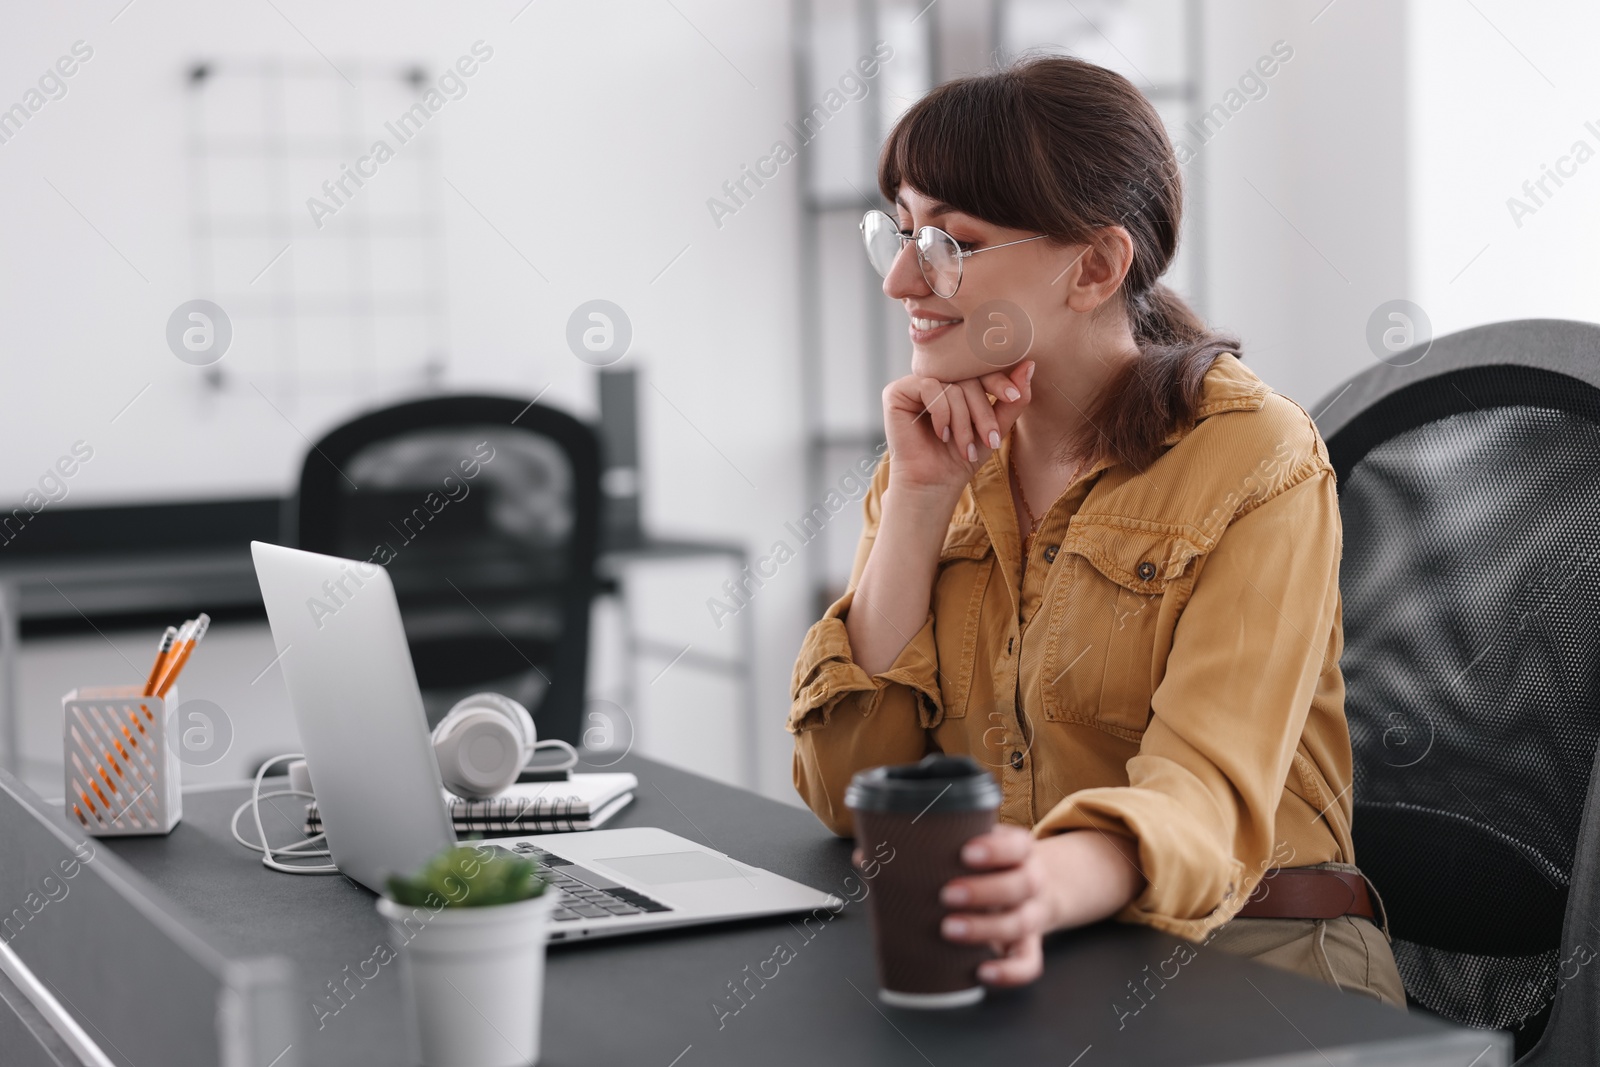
251, 541, 455, 892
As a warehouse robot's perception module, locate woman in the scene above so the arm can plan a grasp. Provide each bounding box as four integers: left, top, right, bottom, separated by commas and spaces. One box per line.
787, 55, 1405, 1005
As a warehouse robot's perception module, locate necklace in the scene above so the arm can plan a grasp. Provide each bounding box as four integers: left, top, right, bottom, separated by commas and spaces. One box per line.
1008, 453, 1045, 559
1008, 450, 1091, 561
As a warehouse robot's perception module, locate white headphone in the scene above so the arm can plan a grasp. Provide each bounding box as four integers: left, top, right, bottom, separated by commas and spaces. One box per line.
430, 692, 578, 799
232, 692, 579, 876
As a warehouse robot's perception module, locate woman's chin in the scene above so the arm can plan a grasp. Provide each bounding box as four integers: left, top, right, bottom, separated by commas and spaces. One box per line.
910, 346, 1001, 383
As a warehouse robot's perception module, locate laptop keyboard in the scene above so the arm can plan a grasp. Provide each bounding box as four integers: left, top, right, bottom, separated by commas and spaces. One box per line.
506, 843, 672, 922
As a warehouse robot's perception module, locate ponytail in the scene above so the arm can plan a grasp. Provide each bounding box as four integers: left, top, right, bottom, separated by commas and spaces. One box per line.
1131, 282, 1207, 347
1070, 283, 1241, 473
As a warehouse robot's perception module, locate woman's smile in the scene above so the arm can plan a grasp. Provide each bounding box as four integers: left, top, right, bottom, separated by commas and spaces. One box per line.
908, 309, 963, 344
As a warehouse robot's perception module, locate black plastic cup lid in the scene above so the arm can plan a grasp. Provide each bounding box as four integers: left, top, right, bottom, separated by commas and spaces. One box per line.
844, 755, 1001, 814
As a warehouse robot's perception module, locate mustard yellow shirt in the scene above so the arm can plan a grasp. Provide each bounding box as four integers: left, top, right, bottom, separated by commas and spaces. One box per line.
788, 354, 1354, 942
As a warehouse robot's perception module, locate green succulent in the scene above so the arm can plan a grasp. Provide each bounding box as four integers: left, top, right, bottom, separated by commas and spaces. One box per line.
385, 844, 547, 908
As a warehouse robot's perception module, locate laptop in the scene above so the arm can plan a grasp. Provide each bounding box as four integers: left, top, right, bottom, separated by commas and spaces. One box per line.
250, 541, 838, 941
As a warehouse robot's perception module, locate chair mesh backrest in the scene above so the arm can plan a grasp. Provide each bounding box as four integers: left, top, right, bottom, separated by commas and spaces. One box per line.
340, 426, 576, 564
296, 398, 600, 744
338, 426, 575, 710
1334, 363, 1600, 1045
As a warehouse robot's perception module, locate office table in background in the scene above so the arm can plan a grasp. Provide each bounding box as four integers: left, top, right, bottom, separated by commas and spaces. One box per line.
0, 756, 1508, 1067
0, 501, 760, 789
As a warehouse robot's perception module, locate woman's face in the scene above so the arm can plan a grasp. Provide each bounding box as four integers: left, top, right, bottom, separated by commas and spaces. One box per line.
885, 185, 1084, 382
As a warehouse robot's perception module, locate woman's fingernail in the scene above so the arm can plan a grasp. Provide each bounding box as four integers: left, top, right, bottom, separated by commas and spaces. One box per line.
1027, 362, 1037, 382
988, 430, 1001, 449
943, 917, 968, 937
979, 963, 999, 981
942, 426, 951, 442
943, 885, 970, 905
967, 443, 978, 462
964, 843, 988, 864
1005, 388, 1021, 402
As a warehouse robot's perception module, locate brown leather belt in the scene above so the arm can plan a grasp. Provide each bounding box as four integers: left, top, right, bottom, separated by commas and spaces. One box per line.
1234, 868, 1377, 922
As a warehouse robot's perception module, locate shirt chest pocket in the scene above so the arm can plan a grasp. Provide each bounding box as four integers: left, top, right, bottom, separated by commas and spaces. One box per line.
929, 523, 994, 722
1039, 521, 1202, 741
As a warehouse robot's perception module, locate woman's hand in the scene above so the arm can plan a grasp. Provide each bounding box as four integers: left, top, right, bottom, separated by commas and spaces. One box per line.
940, 825, 1146, 987
882, 361, 1034, 502
845, 360, 1034, 674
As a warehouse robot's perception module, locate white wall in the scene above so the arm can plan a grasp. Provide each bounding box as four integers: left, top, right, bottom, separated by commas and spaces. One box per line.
1196, 0, 1598, 413
1196, 0, 1410, 412
1, 0, 810, 800
1409, 0, 1600, 332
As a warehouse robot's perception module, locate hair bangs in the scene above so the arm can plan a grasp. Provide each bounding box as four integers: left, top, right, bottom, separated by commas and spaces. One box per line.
877, 76, 1048, 235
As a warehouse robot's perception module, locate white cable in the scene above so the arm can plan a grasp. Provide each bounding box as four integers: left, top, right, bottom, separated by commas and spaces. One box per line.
235, 735, 581, 876
532, 738, 579, 772
229, 791, 328, 857
231, 753, 339, 874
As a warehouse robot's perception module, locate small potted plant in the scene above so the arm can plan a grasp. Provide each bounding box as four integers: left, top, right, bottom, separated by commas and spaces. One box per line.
377, 843, 557, 1067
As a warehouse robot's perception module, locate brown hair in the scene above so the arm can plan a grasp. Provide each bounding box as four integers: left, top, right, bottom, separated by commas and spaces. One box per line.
878, 54, 1239, 471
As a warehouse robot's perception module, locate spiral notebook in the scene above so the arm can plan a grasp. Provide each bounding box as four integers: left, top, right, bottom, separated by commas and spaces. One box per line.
303, 772, 637, 836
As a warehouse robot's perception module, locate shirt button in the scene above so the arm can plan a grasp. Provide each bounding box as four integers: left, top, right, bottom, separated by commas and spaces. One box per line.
1042, 544, 1059, 563
1137, 561, 1157, 581
1010, 750, 1024, 770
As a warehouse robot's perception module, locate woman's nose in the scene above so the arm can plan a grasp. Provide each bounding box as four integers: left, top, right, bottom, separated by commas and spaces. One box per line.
882, 238, 931, 300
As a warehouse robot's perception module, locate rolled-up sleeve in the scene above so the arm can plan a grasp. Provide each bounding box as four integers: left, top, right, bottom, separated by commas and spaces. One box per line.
789, 460, 940, 836
1033, 466, 1344, 941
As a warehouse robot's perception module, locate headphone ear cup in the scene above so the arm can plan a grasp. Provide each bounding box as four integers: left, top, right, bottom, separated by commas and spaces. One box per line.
453, 692, 535, 752
432, 693, 536, 799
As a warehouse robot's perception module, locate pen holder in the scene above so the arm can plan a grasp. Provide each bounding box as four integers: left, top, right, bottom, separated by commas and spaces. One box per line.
63, 685, 183, 836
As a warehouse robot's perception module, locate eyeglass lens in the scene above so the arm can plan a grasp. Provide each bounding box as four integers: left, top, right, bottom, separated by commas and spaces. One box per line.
860, 210, 902, 278
860, 210, 962, 298
914, 227, 961, 298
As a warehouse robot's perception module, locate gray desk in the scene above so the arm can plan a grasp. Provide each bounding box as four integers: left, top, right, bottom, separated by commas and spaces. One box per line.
1, 756, 1509, 1067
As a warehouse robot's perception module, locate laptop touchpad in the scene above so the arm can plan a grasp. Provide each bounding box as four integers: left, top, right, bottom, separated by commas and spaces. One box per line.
598, 851, 745, 884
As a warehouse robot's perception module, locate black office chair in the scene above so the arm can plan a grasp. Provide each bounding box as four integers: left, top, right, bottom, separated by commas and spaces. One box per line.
1315, 319, 1600, 1062
291, 395, 601, 746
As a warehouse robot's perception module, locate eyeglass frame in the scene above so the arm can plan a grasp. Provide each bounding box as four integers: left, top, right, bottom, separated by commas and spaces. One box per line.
859, 208, 1050, 298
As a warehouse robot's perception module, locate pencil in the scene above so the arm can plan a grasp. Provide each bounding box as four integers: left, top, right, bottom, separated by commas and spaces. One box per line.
154, 613, 211, 698
141, 626, 180, 696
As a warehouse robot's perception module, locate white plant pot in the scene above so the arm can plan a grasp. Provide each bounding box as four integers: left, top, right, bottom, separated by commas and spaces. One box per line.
377, 889, 559, 1067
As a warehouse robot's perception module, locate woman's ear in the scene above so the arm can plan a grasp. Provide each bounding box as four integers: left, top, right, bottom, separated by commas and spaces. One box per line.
1063, 226, 1135, 313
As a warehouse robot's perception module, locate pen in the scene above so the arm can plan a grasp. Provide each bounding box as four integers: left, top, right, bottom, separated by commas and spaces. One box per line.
154, 613, 210, 698
142, 625, 180, 696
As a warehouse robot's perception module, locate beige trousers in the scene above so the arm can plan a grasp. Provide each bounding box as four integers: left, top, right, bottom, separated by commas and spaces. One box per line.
1203, 863, 1408, 1010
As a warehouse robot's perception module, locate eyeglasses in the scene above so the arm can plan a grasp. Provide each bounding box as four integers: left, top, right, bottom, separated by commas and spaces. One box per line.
859, 209, 1048, 299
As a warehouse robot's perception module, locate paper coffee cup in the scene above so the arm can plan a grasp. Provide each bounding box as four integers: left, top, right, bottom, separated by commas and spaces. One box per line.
846, 755, 1001, 1009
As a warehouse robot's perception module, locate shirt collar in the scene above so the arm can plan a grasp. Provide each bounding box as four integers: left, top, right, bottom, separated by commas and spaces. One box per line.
1161, 352, 1268, 444
967, 352, 1267, 594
